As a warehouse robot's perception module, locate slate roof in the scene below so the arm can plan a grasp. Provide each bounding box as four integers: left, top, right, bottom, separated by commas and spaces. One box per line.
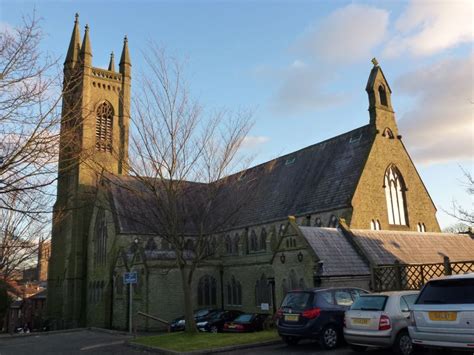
350, 229, 474, 265
298, 226, 370, 277
108, 124, 375, 234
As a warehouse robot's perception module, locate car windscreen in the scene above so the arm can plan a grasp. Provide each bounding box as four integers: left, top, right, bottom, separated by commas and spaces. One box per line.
417, 279, 474, 304
281, 292, 312, 311
350, 295, 388, 311
210, 311, 224, 320
194, 309, 211, 317
234, 314, 253, 322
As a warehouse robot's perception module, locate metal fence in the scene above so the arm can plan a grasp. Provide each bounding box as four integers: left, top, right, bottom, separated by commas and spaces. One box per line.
371, 256, 474, 292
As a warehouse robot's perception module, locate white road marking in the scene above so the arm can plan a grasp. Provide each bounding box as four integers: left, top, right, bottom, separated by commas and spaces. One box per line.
80, 340, 124, 351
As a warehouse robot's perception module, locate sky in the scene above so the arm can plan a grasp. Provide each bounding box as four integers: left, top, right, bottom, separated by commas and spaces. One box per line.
1, 0, 472, 229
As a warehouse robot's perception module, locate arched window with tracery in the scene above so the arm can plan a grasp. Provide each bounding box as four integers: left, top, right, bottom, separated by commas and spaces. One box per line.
198, 275, 217, 306
384, 165, 407, 225
227, 276, 242, 306
95, 101, 113, 152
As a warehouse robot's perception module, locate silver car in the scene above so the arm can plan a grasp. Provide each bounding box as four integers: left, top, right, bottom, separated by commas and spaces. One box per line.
409, 273, 474, 351
344, 291, 418, 355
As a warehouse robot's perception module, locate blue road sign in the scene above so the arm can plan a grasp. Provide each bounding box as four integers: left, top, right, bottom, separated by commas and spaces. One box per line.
123, 271, 138, 284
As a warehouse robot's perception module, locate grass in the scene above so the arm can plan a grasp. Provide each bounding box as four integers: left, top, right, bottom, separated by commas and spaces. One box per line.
132, 329, 280, 352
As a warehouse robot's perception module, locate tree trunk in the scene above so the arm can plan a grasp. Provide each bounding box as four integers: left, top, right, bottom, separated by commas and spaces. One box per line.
180, 267, 197, 334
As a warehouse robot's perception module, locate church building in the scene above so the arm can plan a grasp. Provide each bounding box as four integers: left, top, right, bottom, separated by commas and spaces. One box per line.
47, 16, 474, 330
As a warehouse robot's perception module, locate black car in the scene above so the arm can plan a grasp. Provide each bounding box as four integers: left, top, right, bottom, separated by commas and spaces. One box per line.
276, 287, 368, 349
170, 308, 219, 332
196, 310, 243, 333
223, 313, 269, 332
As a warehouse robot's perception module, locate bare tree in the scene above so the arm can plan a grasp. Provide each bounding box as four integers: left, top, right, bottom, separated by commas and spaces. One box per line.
0, 12, 78, 215
0, 190, 50, 281
117, 46, 256, 333
445, 167, 473, 227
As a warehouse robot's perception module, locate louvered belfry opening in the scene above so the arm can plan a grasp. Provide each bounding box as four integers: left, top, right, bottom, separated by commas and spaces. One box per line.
95, 101, 113, 152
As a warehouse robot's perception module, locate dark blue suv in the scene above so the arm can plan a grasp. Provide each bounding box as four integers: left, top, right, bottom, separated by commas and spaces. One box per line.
276, 287, 368, 349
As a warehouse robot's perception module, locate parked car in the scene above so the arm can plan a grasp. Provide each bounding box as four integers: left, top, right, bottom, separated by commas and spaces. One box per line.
197, 310, 243, 333
343, 291, 419, 355
276, 287, 368, 349
409, 273, 474, 351
170, 308, 219, 331
223, 313, 268, 332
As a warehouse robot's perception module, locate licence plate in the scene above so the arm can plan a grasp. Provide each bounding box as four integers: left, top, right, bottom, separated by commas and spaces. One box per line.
228, 324, 236, 329
352, 318, 370, 325
284, 314, 299, 322
428, 311, 457, 321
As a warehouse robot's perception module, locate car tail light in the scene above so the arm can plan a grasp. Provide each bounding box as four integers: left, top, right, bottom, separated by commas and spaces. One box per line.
302, 308, 321, 319
275, 308, 283, 319
409, 311, 416, 327
378, 314, 391, 330
224, 323, 229, 329
235, 324, 244, 330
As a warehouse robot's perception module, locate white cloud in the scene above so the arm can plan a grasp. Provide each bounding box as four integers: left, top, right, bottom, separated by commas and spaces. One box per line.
384, 0, 473, 57
397, 54, 474, 165
265, 4, 388, 114
269, 61, 347, 114
295, 4, 389, 64
241, 135, 270, 149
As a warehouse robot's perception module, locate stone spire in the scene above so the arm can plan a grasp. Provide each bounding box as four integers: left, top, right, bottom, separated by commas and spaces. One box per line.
108, 52, 115, 71
80, 24, 92, 67
119, 36, 131, 77
64, 13, 81, 67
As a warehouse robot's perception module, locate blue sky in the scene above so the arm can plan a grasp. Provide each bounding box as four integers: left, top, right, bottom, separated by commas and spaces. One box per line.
1, 0, 472, 229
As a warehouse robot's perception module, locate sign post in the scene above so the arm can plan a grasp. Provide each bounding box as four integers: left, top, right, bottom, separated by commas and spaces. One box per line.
123, 271, 138, 333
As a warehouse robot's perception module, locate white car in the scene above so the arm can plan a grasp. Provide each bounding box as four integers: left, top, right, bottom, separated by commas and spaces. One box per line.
408, 273, 474, 351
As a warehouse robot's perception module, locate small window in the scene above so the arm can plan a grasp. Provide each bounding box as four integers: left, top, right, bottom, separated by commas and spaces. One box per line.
417, 223, 426, 233
379, 85, 388, 106
285, 157, 296, 166
383, 127, 394, 138
328, 215, 338, 228
314, 218, 322, 227
370, 219, 381, 230
335, 290, 353, 306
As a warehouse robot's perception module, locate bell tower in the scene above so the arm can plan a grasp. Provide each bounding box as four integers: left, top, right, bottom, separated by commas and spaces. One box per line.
48, 14, 131, 328
366, 58, 398, 137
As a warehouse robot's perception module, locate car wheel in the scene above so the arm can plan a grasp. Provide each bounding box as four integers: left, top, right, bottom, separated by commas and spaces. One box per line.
282, 336, 300, 346
210, 326, 218, 334
319, 325, 339, 350
349, 344, 367, 352
394, 331, 413, 355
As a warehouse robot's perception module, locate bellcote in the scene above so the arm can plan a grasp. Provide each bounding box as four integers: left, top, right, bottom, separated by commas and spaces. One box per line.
366, 58, 398, 136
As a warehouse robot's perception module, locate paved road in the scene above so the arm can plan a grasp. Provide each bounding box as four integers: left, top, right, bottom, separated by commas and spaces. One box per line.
227, 339, 389, 355
0, 329, 469, 355
0, 330, 150, 355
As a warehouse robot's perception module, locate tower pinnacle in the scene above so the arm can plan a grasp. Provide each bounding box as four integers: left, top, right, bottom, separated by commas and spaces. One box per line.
64, 13, 81, 67
80, 24, 92, 66
108, 52, 115, 71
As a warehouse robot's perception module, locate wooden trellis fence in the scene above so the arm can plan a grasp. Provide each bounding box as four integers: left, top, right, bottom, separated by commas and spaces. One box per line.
371, 256, 474, 292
